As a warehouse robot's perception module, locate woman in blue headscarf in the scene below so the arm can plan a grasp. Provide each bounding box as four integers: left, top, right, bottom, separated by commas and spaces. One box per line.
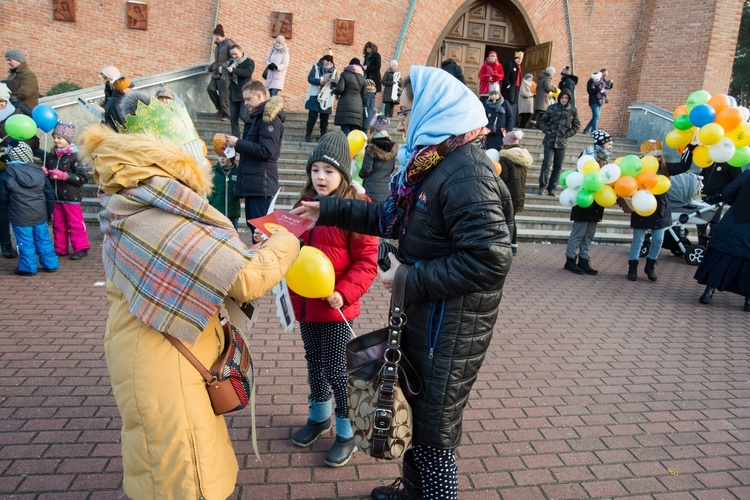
293, 66, 514, 499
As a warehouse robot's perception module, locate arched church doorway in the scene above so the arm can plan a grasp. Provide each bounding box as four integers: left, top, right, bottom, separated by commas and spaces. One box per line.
428, 0, 552, 94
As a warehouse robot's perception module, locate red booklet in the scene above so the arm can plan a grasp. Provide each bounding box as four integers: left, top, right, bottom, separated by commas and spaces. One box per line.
249, 209, 314, 238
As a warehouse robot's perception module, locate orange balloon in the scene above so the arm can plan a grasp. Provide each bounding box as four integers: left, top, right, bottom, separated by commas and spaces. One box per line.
715, 107, 743, 132
493, 160, 502, 175
614, 176, 638, 198
707, 94, 731, 115
636, 171, 658, 191
673, 105, 688, 118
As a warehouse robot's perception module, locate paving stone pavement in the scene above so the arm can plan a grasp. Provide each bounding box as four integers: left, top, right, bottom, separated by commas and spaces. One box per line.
1, 230, 749, 499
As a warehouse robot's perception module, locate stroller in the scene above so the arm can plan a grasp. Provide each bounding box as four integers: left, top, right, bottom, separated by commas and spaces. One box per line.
640, 173, 724, 265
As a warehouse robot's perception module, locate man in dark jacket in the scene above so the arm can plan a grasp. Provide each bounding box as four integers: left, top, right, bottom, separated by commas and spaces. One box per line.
226, 44, 255, 137
5, 50, 38, 109
206, 24, 233, 121
502, 51, 523, 115
225, 81, 284, 230
440, 58, 466, 85
537, 88, 580, 195
558, 66, 578, 106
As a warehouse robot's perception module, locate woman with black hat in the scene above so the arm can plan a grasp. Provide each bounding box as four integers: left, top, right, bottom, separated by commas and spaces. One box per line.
304, 51, 337, 142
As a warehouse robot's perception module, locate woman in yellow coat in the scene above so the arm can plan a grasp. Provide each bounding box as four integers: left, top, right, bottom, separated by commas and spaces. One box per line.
80, 91, 300, 499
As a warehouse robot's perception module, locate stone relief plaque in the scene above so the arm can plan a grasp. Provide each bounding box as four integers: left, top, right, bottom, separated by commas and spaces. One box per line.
126, 1, 148, 30
271, 12, 293, 39
334, 19, 355, 45
53, 0, 76, 22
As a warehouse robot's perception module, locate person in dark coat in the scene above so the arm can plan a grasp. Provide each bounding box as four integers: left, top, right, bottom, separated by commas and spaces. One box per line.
564, 130, 613, 275
5, 50, 38, 109
99, 66, 121, 109
304, 53, 337, 142
225, 44, 255, 137
362, 42, 382, 93
532, 66, 557, 127
694, 169, 750, 312
440, 58, 466, 84
483, 89, 513, 150
499, 130, 533, 255
360, 116, 397, 203
558, 66, 578, 107
292, 66, 513, 500
333, 59, 367, 135
537, 87, 579, 195
626, 141, 692, 281
225, 81, 285, 230
502, 51, 523, 115
206, 24, 233, 120
0, 79, 32, 116
583, 71, 609, 134
381, 60, 401, 118
103, 76, 133, 131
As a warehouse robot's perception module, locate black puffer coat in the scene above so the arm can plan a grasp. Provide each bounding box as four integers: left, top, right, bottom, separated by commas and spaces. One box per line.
706, 170, 750, 258
234, 96, 285, 197
0, 162, 54, 226
360, 137, 397, 203
104, 91, 128, 131
44, 151, 89, 203
319, 143, 513, 449
333, 67, 367, 127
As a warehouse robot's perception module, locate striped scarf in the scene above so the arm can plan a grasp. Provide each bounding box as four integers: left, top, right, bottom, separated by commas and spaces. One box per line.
379, 128, 487, 238
99, 176, 254, 344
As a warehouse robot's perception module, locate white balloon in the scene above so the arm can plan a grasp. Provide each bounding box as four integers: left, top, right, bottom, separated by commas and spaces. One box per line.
577, 155, 596, 171
708, 138, 736, 163
631, 190, 657, 213
485, 148, 500, 162
559, 188, 579, 207
600, 163, 621, 184
739, 106, 750, 123
566, 171, 584, 190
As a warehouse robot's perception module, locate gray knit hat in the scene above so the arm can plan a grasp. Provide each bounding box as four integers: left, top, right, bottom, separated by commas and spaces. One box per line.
5, 50, 26, 64
8, 141, 34, 164
306, 131, 352, 183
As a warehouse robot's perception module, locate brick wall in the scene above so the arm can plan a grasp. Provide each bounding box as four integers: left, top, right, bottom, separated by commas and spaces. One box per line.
4, 0, 743, 137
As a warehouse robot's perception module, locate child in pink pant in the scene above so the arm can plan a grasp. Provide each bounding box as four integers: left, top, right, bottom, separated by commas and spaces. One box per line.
45, 122, 90, 260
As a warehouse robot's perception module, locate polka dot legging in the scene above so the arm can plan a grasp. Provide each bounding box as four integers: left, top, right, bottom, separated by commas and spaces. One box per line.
299, 321, 353, 419
411, 445, 459, 500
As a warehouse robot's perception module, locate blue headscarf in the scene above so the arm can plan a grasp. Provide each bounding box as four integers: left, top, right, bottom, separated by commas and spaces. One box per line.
397, 66, 488, 166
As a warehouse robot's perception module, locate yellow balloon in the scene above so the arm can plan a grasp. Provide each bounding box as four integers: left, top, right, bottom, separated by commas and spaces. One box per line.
698, 123, 725, 146
635, 205, 657, 217
593, 185, 617, 207
640, 155, 659, 173
665, 128, 693, 150
582, 160, 600, 175
285, 246, 335, 299
650, 175, 671, 195
693, 145, 714, 168
727, 122, 750, 148
347, 130, 367, 157
613, 156, 624, 165
551, 88, 560, 98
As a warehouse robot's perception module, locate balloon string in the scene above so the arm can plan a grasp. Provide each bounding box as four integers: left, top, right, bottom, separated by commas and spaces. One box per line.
338, 308, 356, 338
43, 135, 47, 168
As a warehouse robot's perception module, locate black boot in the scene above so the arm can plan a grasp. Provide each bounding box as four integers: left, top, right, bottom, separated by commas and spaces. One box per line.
324, 436, 356, 467
627, 260, 638, 281
304, 125, 313, 143
2, 243, 18, 259
564, 256, 584, 274
577, 257, 598, 275
699, 286, 714, 304
644, 258, 658, 281
291, 418, 332, 447
371, 455, 422, 499
744, 296, 750, 312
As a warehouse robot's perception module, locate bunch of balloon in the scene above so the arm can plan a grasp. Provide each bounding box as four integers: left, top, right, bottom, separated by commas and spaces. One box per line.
348, 130, 367, 184
558, 154, 670, 217
665, 90, 750, 169
486, 148, 502, 175
4, 104, 59, 165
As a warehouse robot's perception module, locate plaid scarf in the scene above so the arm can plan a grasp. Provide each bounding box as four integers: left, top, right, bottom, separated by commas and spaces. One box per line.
379, 127, 488, 238
100, 176, 254, 344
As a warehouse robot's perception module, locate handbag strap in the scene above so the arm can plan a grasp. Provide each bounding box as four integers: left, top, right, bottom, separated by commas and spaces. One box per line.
372, 267, 408, 458
161, 332, 217, 387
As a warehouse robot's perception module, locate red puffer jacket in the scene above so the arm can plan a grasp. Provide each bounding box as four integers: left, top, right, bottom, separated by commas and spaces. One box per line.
291, 221, 378, 323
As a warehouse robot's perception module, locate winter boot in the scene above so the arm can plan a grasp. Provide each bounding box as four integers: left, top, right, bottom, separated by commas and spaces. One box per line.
371, 454, 422, 499
291, 399, 332, 447
699, 286, 714, 304
627, 260, 638, 281
564, 256, 585, 275
744, 296, 750, 312
1, 243, 17, 259
324, 436, 356, 467
305, 124, 314, 143
644, 258, 658, 281
577, 257, 598, 275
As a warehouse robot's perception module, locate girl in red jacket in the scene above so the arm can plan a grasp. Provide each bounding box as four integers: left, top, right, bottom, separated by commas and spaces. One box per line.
478, 51, 504, 103
258, 131, 378, 467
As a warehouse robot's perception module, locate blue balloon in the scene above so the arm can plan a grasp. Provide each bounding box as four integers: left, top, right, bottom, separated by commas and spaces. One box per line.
31, 104, 59, 133
728, 95, 738, 108
689, 103, 716, 128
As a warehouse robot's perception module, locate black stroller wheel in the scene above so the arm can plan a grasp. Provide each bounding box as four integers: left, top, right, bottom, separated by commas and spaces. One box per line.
670, 237, 691, 256
684, 245, 705, 266
639, 239, 651, 258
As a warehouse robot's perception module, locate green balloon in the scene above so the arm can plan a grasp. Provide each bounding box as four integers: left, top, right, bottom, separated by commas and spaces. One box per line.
728, 145, 750, 167
673, 114, 693, 131
582, 172, 604, 192
619, 155, 643, 178
686, 90, 711, 112
559, 169, 575, 189
576, 189, 595, 208
4, 114, 37, 141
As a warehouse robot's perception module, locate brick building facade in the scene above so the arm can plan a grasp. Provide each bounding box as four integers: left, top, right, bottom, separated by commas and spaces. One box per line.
4, 0, 743, 135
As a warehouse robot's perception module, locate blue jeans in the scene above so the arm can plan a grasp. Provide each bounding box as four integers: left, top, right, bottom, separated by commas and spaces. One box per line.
584, 103, 601, 133
630, 228, 666, 260
269, 88, 279, 97
13, 223, 59, 274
